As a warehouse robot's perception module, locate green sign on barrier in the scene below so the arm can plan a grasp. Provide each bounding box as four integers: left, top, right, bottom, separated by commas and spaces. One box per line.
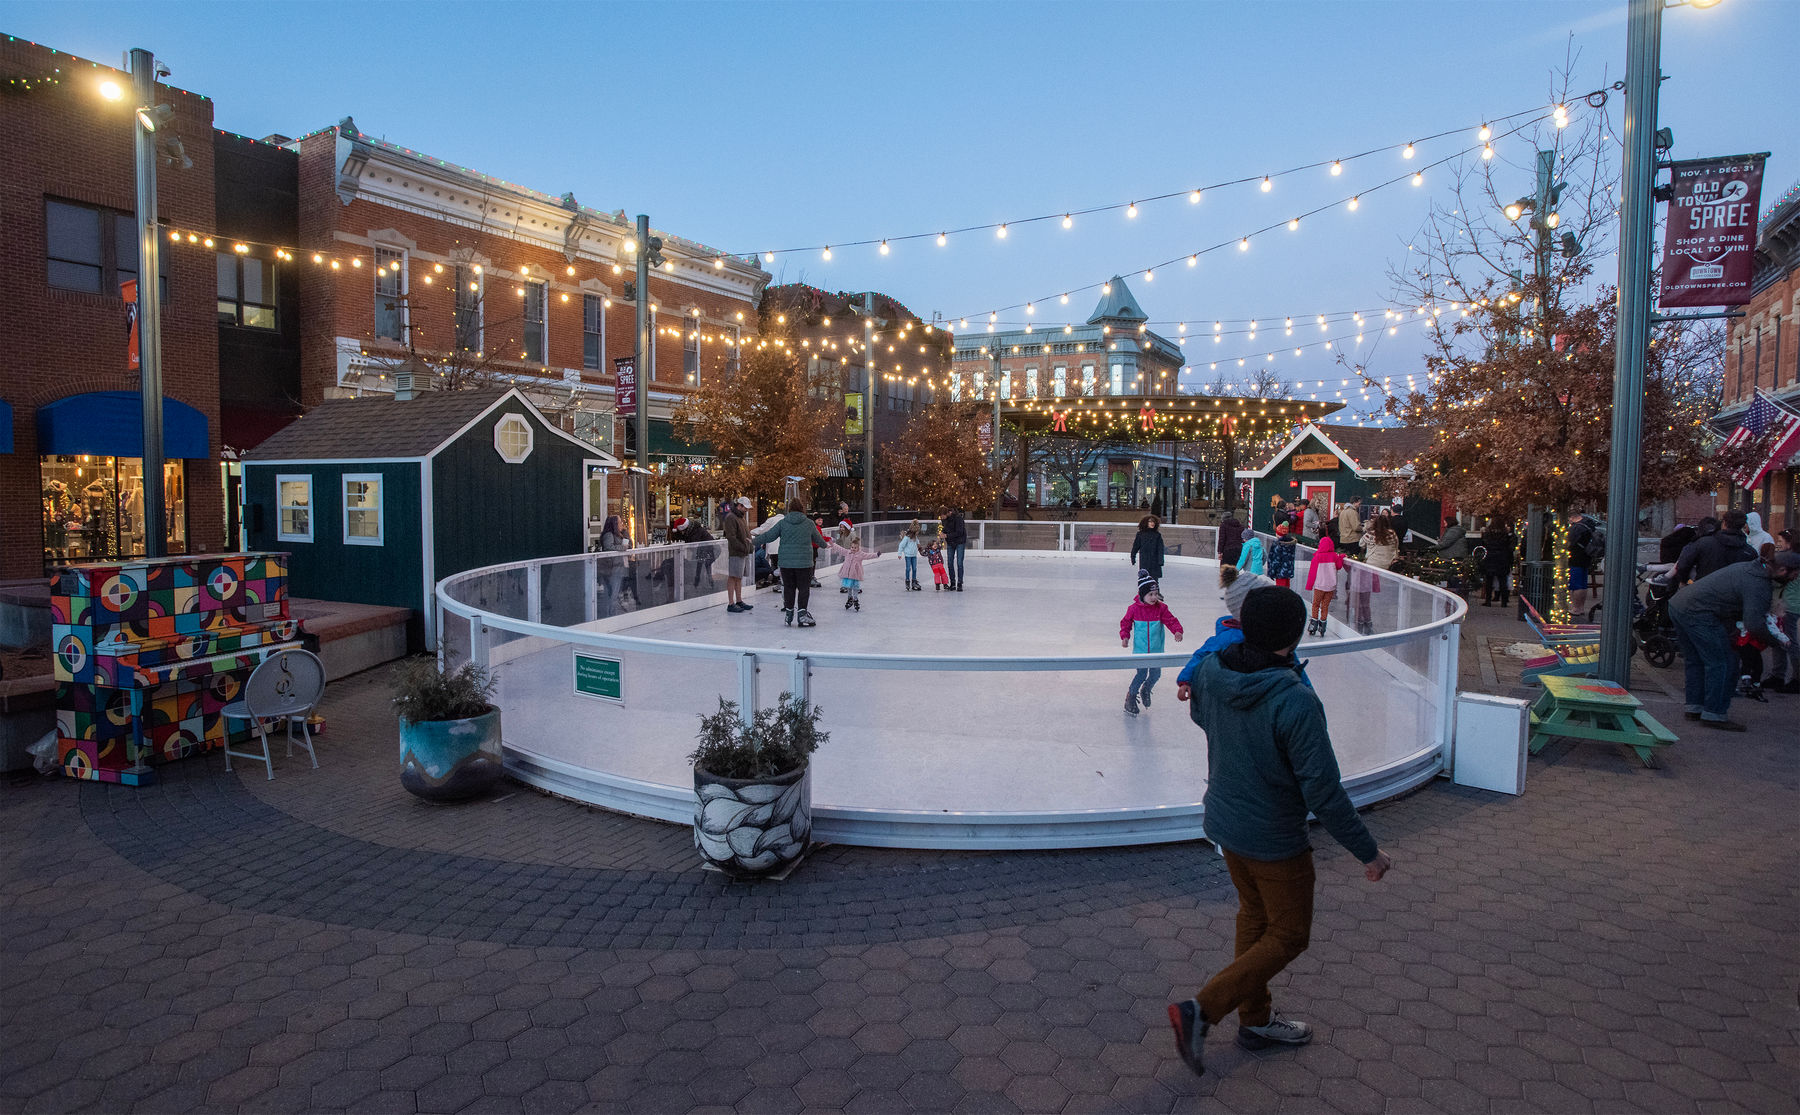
573, 652, 623, 703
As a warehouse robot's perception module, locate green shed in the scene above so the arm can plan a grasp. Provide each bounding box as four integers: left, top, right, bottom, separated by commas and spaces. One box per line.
242, 388, 619, 648
1237, 421, 1441, 538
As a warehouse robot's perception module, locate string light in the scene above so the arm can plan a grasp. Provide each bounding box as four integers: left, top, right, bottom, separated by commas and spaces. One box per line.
879, 239, 889, 254
1403, 142, 1415, 159
1260, 176, 1272, 192
1189, 189, 1202, 204
1127, 202, 1138, 218
1062, 214, 1073, 228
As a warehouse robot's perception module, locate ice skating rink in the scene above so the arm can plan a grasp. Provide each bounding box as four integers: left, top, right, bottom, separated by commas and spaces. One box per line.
464, 550, 1456, 849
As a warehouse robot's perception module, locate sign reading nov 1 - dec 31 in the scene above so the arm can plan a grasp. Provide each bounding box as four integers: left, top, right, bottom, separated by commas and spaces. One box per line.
1658, 154, 1767, 309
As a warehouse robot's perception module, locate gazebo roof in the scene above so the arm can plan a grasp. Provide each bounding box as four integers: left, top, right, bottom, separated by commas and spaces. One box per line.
1000, 393, 1344, 442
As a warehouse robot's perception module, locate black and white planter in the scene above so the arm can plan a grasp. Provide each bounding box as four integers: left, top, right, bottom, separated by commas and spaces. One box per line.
693, 764, 812, 878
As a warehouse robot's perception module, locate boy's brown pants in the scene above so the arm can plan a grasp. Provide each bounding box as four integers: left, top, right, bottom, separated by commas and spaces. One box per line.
1197, 848, 1315, 1027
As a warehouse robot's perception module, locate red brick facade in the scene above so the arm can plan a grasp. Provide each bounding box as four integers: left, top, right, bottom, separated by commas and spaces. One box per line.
289, 125, 765, 433
1, 38, 224, 580
1718, 186, 1799, 535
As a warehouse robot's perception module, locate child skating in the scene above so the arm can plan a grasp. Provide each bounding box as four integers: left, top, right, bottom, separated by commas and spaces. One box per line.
1303, 536, 1345, 636
926, 540, 950, 590
1268, 523, 1297, 587
827, 535, 880, 611
897, 528, 922, 590
1119, 570, 1184, 716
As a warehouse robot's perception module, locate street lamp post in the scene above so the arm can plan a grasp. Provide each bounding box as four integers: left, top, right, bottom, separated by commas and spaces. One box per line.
1598, 0, 1666, 685
131, 48, 166, 558
862, 298, 876, 523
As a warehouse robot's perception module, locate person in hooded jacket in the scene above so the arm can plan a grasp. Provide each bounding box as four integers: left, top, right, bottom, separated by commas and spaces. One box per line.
1303, 536, 1345, 636
1166, 587, 1391, 1076
1673, 510, 1755, 585
1432, 517, 1470, 559
1131, 515, 1167, 581
1218, 512, 1245, 567
1744, 511, 1775, 553
1237, 531, 1267, 576
1478, 519, 1516, 607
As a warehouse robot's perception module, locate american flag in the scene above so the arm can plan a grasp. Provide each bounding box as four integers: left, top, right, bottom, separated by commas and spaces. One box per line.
1727, 389, 1800, 488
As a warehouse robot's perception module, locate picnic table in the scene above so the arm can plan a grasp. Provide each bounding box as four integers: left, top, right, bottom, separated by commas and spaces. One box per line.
1527, 675, 1678, 768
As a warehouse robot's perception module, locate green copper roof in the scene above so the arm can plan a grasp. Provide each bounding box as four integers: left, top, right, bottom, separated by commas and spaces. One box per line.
1087, 276, 1149, 324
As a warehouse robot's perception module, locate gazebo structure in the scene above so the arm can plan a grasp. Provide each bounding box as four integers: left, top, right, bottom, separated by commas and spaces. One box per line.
999, 393, 1345, 514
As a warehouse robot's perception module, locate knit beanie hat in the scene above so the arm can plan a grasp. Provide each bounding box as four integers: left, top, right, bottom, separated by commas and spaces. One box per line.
1275, 522, 1290, 536
1240, 586, 1307, 652
1137, 569, 1160, 601
1222, 570, 1271, 617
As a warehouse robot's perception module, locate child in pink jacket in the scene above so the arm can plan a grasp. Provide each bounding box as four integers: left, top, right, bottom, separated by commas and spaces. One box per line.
1119, 570, 1184, 716
1303, 535, 1346, 637
827, 536, 880, 611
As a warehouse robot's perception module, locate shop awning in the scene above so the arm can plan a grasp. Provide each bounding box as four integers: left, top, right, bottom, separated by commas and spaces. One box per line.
648, 418, 711, 462
0, 400, 13, 453
36, 391, 209, 459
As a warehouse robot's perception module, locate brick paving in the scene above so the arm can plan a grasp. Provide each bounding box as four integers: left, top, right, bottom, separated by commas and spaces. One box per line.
3, 605, 1797, 1113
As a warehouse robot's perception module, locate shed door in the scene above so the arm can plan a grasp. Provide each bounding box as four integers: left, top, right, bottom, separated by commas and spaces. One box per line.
1301, 482, 1335, 516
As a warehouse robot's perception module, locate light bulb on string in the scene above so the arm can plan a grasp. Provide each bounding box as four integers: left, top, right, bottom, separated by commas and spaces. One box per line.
1260, 176, 1273, 193
1330, 160, 1343, 176
1239, 237, 1249, 251
1189, 189, 1202, 204
1188, 254, 1198, 267
1126, 202, 1138, 219
879, 240, 889, 254
1482, 144, 1494, 160
996, 224, 1007, 239
1288, 217, 1300, 231
1411, 171, 1423, 186
1061, 214, 1072, 229
1403, 142, 1416, 159
822, 246, 832, 260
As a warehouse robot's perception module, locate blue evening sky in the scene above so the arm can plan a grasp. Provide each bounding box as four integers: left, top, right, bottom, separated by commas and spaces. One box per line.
7, 0, 1795, 414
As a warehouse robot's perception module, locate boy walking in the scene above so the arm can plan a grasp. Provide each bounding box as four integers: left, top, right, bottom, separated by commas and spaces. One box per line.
1168, 587, 1392, 1074
1119, 570, 1184, 715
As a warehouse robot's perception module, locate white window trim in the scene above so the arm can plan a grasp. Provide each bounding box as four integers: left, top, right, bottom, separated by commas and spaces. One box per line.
455, 265, 484, 355
684, 312, 703, 387
342, 473, 385, 546
276, 473, 313, 543
494, 412, 535, 464
374, 246, 409, 344
583, 292, 606, 372
522, 278, 548, 364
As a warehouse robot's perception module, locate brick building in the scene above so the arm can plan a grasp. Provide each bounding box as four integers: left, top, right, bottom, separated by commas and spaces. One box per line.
1713, 180, 1799, 534
950, 275, 1188, 507
757, 284, 950, 511
1, 36, 225, 581
284, 118, 768, 529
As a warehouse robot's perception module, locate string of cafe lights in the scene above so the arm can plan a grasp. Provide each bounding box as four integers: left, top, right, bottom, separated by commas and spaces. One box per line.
949, 108, 1570, 329
732, 97, 1587, 263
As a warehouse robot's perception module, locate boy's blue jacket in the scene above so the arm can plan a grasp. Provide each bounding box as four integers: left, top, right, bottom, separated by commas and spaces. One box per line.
1176, 616, 1315, 690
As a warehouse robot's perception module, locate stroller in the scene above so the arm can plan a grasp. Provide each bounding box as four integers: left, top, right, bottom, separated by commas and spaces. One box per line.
925, 545, 950, 590
1632, 566, 1678, 669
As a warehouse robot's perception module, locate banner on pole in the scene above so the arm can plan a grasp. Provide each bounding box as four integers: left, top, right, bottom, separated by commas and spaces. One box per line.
122, 280, 140, 371
977, 416, 993, 454
614, 357, 637, 416
1658, 154, 1766, 308
845, 394, 863, 436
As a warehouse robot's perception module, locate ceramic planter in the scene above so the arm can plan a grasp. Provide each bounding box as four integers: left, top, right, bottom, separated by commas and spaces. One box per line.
399, 708, 504, 801
693, 764, 811, 878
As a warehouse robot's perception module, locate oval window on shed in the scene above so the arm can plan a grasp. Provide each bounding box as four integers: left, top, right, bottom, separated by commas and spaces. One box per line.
494, 413, 534, 463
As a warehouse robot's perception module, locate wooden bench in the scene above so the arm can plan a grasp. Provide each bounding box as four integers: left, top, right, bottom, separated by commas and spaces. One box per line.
1527, 675, 1677, 768
1522, 598, 1601, 648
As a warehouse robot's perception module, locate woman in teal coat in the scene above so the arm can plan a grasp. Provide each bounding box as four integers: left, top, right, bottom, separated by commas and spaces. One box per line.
752, 498, 832, 627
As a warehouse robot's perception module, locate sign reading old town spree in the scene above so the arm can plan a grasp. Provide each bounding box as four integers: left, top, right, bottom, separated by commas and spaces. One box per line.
1658, 154, 1767, 308
614, 357, 637, 417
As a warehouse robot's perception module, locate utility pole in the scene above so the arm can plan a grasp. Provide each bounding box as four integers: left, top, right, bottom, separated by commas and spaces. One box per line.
632, 214, 651, 543
862, 298, 875, 523
1598, 0, 1665, 686
1519, 149, 1558, 566
989, 347, 1003, 514
132, 48, 166, 558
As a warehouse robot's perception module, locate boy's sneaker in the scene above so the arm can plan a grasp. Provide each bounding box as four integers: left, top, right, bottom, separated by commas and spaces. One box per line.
726, 602, 745, 613
1166, 999, 1208, 1076
1124, 693, 1140, 716
797, 611, 816, 628
1236, 1012, 1313, 1051
1140, 689, 1152, 708
740, 602, 753, 610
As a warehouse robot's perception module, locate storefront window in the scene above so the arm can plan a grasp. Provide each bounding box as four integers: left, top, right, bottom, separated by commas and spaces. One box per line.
41, 455, 187, 569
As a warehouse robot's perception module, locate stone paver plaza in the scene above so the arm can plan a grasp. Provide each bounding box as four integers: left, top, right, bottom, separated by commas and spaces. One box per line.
4, 631, 1796, 1114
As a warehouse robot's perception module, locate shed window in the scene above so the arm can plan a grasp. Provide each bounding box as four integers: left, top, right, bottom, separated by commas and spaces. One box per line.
276, 475, 312, 542
494, 413, 534, 464
342, 475, 384, 545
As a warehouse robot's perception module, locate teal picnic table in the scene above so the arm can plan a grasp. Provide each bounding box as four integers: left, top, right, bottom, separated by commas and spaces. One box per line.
1527, 675, 1679, 767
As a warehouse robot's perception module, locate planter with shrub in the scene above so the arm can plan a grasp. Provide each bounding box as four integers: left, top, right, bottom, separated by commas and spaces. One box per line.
393, 657, 504, 801
689, 693, 825, 878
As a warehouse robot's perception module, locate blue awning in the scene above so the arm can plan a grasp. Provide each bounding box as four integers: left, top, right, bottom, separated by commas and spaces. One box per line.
0, 400, 12, 453
35, 391, 209, 459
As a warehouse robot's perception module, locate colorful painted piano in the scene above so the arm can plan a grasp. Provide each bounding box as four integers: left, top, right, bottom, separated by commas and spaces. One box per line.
51, 552, 304, 785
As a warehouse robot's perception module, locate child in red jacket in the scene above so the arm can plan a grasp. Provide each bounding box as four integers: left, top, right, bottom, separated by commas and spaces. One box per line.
1119, 570, 1184, 716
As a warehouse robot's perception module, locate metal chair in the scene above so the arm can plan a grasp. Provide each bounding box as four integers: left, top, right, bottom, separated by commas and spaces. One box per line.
221, 648, 325, 780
